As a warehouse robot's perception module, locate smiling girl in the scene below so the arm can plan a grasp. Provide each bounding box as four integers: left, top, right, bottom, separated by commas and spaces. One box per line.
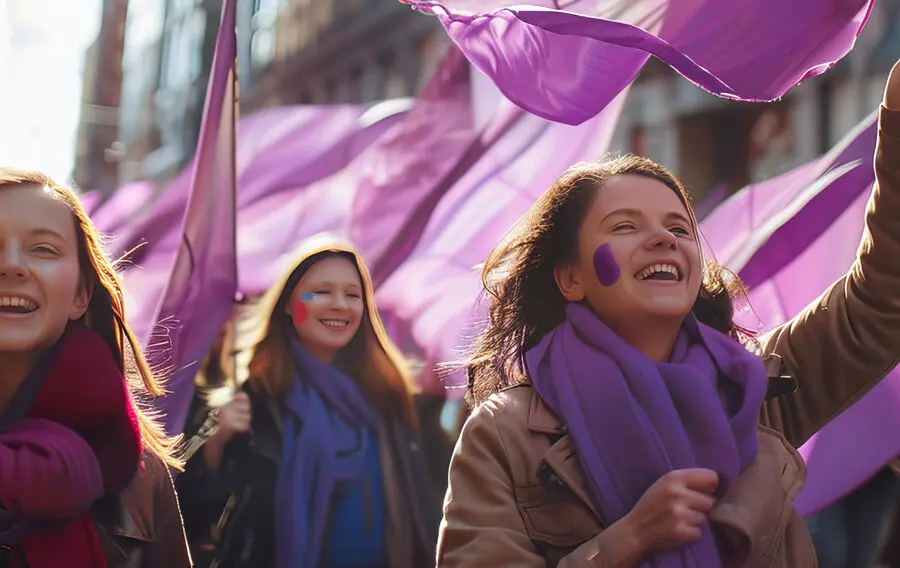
0, 168, 191, 568
437, 63, 900, 567
177, 234, 438, 568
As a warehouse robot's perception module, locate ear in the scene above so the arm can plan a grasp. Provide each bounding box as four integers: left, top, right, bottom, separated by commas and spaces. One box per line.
553, 262, 586, 302
69, 280, 92, 321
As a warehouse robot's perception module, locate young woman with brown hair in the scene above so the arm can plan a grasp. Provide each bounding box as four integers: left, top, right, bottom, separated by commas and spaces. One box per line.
438, 62, 900, 567
177, 233, 438, 568
0, 168, 190, 568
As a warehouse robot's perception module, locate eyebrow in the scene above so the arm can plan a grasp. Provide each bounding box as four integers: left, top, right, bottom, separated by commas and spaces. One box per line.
30, 228, 69, 241
600, 208, 692, 226
311, 280, 362, 290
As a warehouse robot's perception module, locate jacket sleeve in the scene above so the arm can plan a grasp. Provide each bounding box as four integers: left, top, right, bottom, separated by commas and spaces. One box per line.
759, 105, 900, 448
144, 456, 193, 568
437, 402, 612, 568
174, 407, 235, 546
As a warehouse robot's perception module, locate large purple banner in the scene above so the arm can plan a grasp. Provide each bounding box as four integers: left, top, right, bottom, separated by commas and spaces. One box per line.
405, 0, 872, 124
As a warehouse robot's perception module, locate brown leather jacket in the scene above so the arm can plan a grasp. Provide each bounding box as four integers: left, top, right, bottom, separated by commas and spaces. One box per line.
437, 106, 900, 568
92, 453, 193, 568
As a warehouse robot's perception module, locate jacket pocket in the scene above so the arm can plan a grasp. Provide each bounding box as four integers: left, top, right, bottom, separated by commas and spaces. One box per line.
516, 485, 600, 548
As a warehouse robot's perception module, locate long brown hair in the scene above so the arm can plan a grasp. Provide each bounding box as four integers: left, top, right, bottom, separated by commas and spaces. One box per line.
0, 168, 183, 468
241, 234, 417, 425
465, 155, 750, 406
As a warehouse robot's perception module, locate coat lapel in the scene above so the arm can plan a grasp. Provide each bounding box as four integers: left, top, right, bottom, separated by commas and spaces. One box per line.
527, 389, 602, 522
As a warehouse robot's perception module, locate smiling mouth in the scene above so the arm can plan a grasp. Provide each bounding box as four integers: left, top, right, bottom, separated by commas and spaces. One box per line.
320, 319, 350, 330
635, 264, 681, 282
0, 297, 38, 314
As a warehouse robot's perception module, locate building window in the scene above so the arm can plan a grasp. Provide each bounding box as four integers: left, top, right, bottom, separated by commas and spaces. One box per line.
160, 0, 205, 89
379, 51, 407, 99
249, 1, 278, 72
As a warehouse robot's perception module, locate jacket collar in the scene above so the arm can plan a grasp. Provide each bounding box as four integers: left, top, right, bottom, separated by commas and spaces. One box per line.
92, 460, 157, 565
525, 387, 601, 521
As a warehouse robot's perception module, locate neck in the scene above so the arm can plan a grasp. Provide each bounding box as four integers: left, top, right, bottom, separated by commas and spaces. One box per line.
0, 351, 37, 414
307, 345, 337, 364
614, 316, 683, 362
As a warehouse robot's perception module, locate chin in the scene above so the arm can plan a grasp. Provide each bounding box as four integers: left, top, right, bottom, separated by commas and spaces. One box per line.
642, 302, 692, 320
0, 335, 44, 354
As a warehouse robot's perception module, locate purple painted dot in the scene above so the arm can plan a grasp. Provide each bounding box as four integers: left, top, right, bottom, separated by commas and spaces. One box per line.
593, 243, 620, 287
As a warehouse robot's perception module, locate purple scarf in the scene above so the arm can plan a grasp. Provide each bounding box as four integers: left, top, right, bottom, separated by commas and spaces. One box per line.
526, 303, 768, 567
275, 325, 379, 568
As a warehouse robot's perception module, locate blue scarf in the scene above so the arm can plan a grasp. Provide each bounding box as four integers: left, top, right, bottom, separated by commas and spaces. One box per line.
275, 327, 379, 568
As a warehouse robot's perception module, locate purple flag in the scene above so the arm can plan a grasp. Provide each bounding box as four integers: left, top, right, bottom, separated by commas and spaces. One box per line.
119, 99, 409, 346
406, 0, 873, 124
702, 113, 876, 272
375, 89, 628, 395
692, 182, 728, 221
113, 103, 402, 260
78, 190, 102, 216
699, 112, 894, 516
90, 180, 155, 236
348, 48, 479, 285
149, 0, 238, 435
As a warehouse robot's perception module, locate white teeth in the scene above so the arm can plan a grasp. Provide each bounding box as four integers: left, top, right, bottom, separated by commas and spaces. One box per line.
321, 320, 349, 328
0, 296, 37, 310
636, 264, 680, 280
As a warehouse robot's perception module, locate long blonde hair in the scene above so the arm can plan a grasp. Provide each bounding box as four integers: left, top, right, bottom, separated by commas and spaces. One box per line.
0, 168, 183, 469
238, 234, 418, 425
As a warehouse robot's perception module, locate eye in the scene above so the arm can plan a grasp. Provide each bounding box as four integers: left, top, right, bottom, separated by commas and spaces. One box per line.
669, 226, 691, 236
348, 293, 362, 299
31, 244, 59, 255
313, 290, 331, 295
612, 223, 636, 232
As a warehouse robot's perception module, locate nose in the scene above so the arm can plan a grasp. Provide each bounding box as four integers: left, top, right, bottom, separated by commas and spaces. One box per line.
0, 247, 30, 280
332, 293, 350, 311
644, 227, 677, 251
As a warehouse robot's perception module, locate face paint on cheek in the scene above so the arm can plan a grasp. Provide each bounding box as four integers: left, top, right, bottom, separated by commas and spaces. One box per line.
593, 243, 620, 287
291, 293, 317, 327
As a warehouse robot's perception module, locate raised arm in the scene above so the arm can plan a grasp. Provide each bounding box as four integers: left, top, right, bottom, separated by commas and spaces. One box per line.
758, 61, 900, 448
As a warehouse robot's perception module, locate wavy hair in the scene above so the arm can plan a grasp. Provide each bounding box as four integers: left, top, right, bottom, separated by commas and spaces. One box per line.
0, 167, 182, 468
465, 155, 751, 406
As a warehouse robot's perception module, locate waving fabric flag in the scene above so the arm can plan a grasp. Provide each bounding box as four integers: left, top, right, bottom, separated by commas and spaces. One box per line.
405, 0, 873, 124
376, 89, 628, 394
701, 113, 877, 273
347, 48, 479, 285
347, 49, 537, 287
236, 49, 480, 294
149, 0, 239, 435
113, 103, 406, 261
698, 111, 896, 517
78, 190, 102, 216
91, 180, 156, 236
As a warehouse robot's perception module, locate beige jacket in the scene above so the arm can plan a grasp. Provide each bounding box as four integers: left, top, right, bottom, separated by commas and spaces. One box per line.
437, 105, 900, 568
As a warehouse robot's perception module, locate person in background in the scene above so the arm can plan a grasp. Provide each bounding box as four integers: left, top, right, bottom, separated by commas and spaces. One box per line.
177, 233, 439, 568
807, 461, 900, 568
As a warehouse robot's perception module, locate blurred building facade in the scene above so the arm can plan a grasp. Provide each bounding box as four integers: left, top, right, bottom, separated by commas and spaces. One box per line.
72, 0, 128, 194
610, 0, 900, 208
73, 0, 447, 190
74, 0, 900, 204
